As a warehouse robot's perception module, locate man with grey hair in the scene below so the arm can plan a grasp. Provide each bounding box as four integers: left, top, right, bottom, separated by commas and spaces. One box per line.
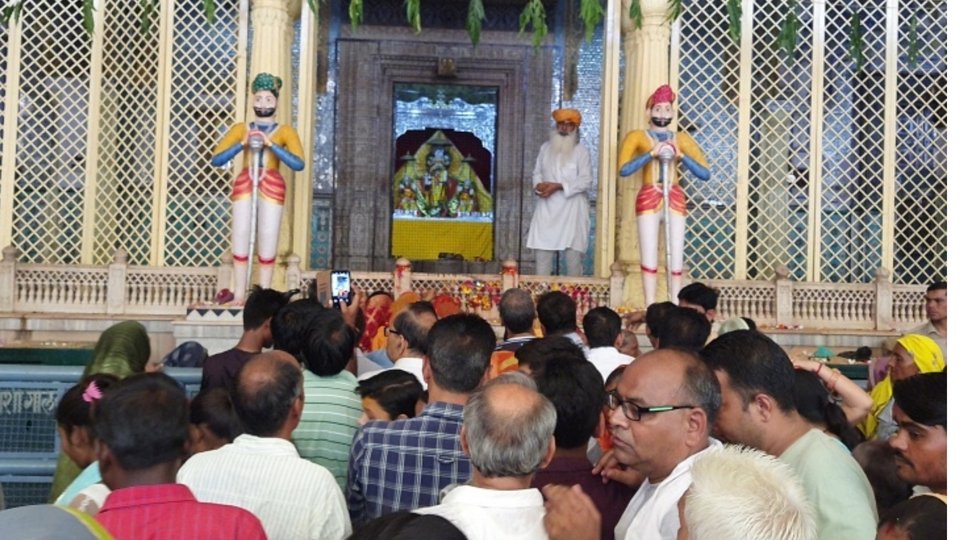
593, 348, 722, 540
360, 300, 437, 388
416, 373, 557, 539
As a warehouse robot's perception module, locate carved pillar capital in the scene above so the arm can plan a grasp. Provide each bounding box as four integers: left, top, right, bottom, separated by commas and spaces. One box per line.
620, 0, 675, 33
251, 0, 300, 22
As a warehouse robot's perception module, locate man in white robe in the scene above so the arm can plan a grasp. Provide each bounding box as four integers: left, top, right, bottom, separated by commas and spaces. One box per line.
526, 108, 594, 276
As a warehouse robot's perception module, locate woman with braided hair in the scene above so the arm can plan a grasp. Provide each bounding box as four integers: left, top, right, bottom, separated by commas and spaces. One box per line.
212, 72, 305, 300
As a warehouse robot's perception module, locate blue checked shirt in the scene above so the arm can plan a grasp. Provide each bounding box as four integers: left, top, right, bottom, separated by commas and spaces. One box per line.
347, 401, 471, 526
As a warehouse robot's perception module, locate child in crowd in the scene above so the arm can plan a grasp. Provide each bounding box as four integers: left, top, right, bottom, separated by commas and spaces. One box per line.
54, 373, 120, 513
593, 364, 628, 459
356, 370, 424, 426
187, 387, 244, 456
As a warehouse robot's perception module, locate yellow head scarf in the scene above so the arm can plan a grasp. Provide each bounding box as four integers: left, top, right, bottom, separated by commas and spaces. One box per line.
860, 334, 945, 439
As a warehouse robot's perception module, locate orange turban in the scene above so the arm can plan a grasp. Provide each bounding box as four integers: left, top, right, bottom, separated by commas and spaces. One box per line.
552, 108, 582, 127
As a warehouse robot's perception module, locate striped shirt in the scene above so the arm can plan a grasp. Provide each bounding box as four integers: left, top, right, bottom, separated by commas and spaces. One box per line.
347, 401, 471, 526
177, 435, 351, 540
293, 369, 363, 490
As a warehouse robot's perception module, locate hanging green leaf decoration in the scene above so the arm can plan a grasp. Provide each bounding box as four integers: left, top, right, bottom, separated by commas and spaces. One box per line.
405, 0, 421, 34
907, 14, 920, 68
139, 0, 156, 34
349, 0, 363, 31
579, 0, 604, 42
519, 0, 548, 48
202, 0, 215, 25
82, 0, 95, 34
847, 10, 866, 71
307, 0, 320, 20
629, 0, 642, 29
0, 0, 24, 27
775, 0, 800, 63
667, 0, 682, 23
466, 0, 485, 46
727, 0, 742, 42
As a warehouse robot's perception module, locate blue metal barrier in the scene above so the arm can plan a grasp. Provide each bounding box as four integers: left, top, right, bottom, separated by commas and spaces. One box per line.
0, 365, 201, 509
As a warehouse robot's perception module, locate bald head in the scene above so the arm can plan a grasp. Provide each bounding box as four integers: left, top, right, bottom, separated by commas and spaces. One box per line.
233, 350, 303, 437
625, 349, 721, 427
463, 373, 557, 478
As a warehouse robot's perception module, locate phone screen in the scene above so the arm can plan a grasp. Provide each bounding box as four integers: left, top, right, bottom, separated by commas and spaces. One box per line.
331, 270, 351, 306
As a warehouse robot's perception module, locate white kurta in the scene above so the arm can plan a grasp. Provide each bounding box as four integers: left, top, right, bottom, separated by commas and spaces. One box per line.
525, 141, 593, 253
614, 438, 722, 540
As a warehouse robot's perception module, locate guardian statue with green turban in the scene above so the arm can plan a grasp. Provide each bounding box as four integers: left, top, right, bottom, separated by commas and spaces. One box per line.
212, 73, 305, 301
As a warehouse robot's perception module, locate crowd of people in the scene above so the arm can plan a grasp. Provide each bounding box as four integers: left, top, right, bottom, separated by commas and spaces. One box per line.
0, 280, 947, 540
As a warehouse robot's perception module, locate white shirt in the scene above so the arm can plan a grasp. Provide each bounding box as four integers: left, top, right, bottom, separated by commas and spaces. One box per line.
356, 356, 427, 389
615, 438, 723, 540
525, 141, 593, 252
416, 485, 548, 540
587, 346, 635, 382
177, 434, 350, 540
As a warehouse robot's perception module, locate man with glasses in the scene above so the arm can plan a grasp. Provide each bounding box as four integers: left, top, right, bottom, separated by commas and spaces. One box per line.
359, 300, 437, 389
597, 348, 722, 540
701, 330, 877, 540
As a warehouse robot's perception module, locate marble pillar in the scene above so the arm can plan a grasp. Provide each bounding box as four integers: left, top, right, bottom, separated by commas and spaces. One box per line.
617, 0, 674, 308
250, 0, 301, 288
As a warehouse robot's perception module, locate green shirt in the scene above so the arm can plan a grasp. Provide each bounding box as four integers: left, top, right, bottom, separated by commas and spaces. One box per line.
780, 428, 878, 540
292, 370, 362, 491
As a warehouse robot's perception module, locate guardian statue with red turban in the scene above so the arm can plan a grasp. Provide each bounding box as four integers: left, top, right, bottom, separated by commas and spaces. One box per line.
617, 85, 710, 306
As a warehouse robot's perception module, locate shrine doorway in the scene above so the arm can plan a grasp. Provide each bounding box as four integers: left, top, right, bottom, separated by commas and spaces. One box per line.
390, 84, 498, 264
333, 36, 554, 272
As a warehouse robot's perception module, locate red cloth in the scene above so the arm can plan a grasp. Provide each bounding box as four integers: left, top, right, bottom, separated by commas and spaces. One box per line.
96, 483, 267, 540
635, 183, 687, 216
230, 168, 286, 204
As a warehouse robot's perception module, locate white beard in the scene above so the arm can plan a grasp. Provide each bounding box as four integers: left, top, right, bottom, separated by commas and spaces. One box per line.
548, 129, 577, 162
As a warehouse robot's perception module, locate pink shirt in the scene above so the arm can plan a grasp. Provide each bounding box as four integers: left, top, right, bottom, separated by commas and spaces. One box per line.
96, 483, 267, 540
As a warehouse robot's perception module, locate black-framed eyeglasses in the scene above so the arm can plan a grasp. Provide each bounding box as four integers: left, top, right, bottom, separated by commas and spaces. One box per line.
387, 327, 401, 336
605, 390, 695, 422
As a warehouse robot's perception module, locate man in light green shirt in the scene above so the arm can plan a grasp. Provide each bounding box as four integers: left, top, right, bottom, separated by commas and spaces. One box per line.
702, 330, 878, 540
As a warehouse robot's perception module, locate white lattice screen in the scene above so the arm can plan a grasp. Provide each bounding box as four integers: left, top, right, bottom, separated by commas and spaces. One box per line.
10, 1, 91, 265
893, 0, 946, 285
677, 0, 740, 280
0, 0, 245, 268
92, 0, 161, 266
677, 0, 946, 285
819, 0, 885, 283
162, 0, 242, 267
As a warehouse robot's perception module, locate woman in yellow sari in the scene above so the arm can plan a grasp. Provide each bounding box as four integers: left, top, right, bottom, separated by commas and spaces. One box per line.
860, 334, 944, 440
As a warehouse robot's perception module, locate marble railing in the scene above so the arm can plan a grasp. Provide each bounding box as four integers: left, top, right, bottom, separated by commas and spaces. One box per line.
0, 247, 927, 331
